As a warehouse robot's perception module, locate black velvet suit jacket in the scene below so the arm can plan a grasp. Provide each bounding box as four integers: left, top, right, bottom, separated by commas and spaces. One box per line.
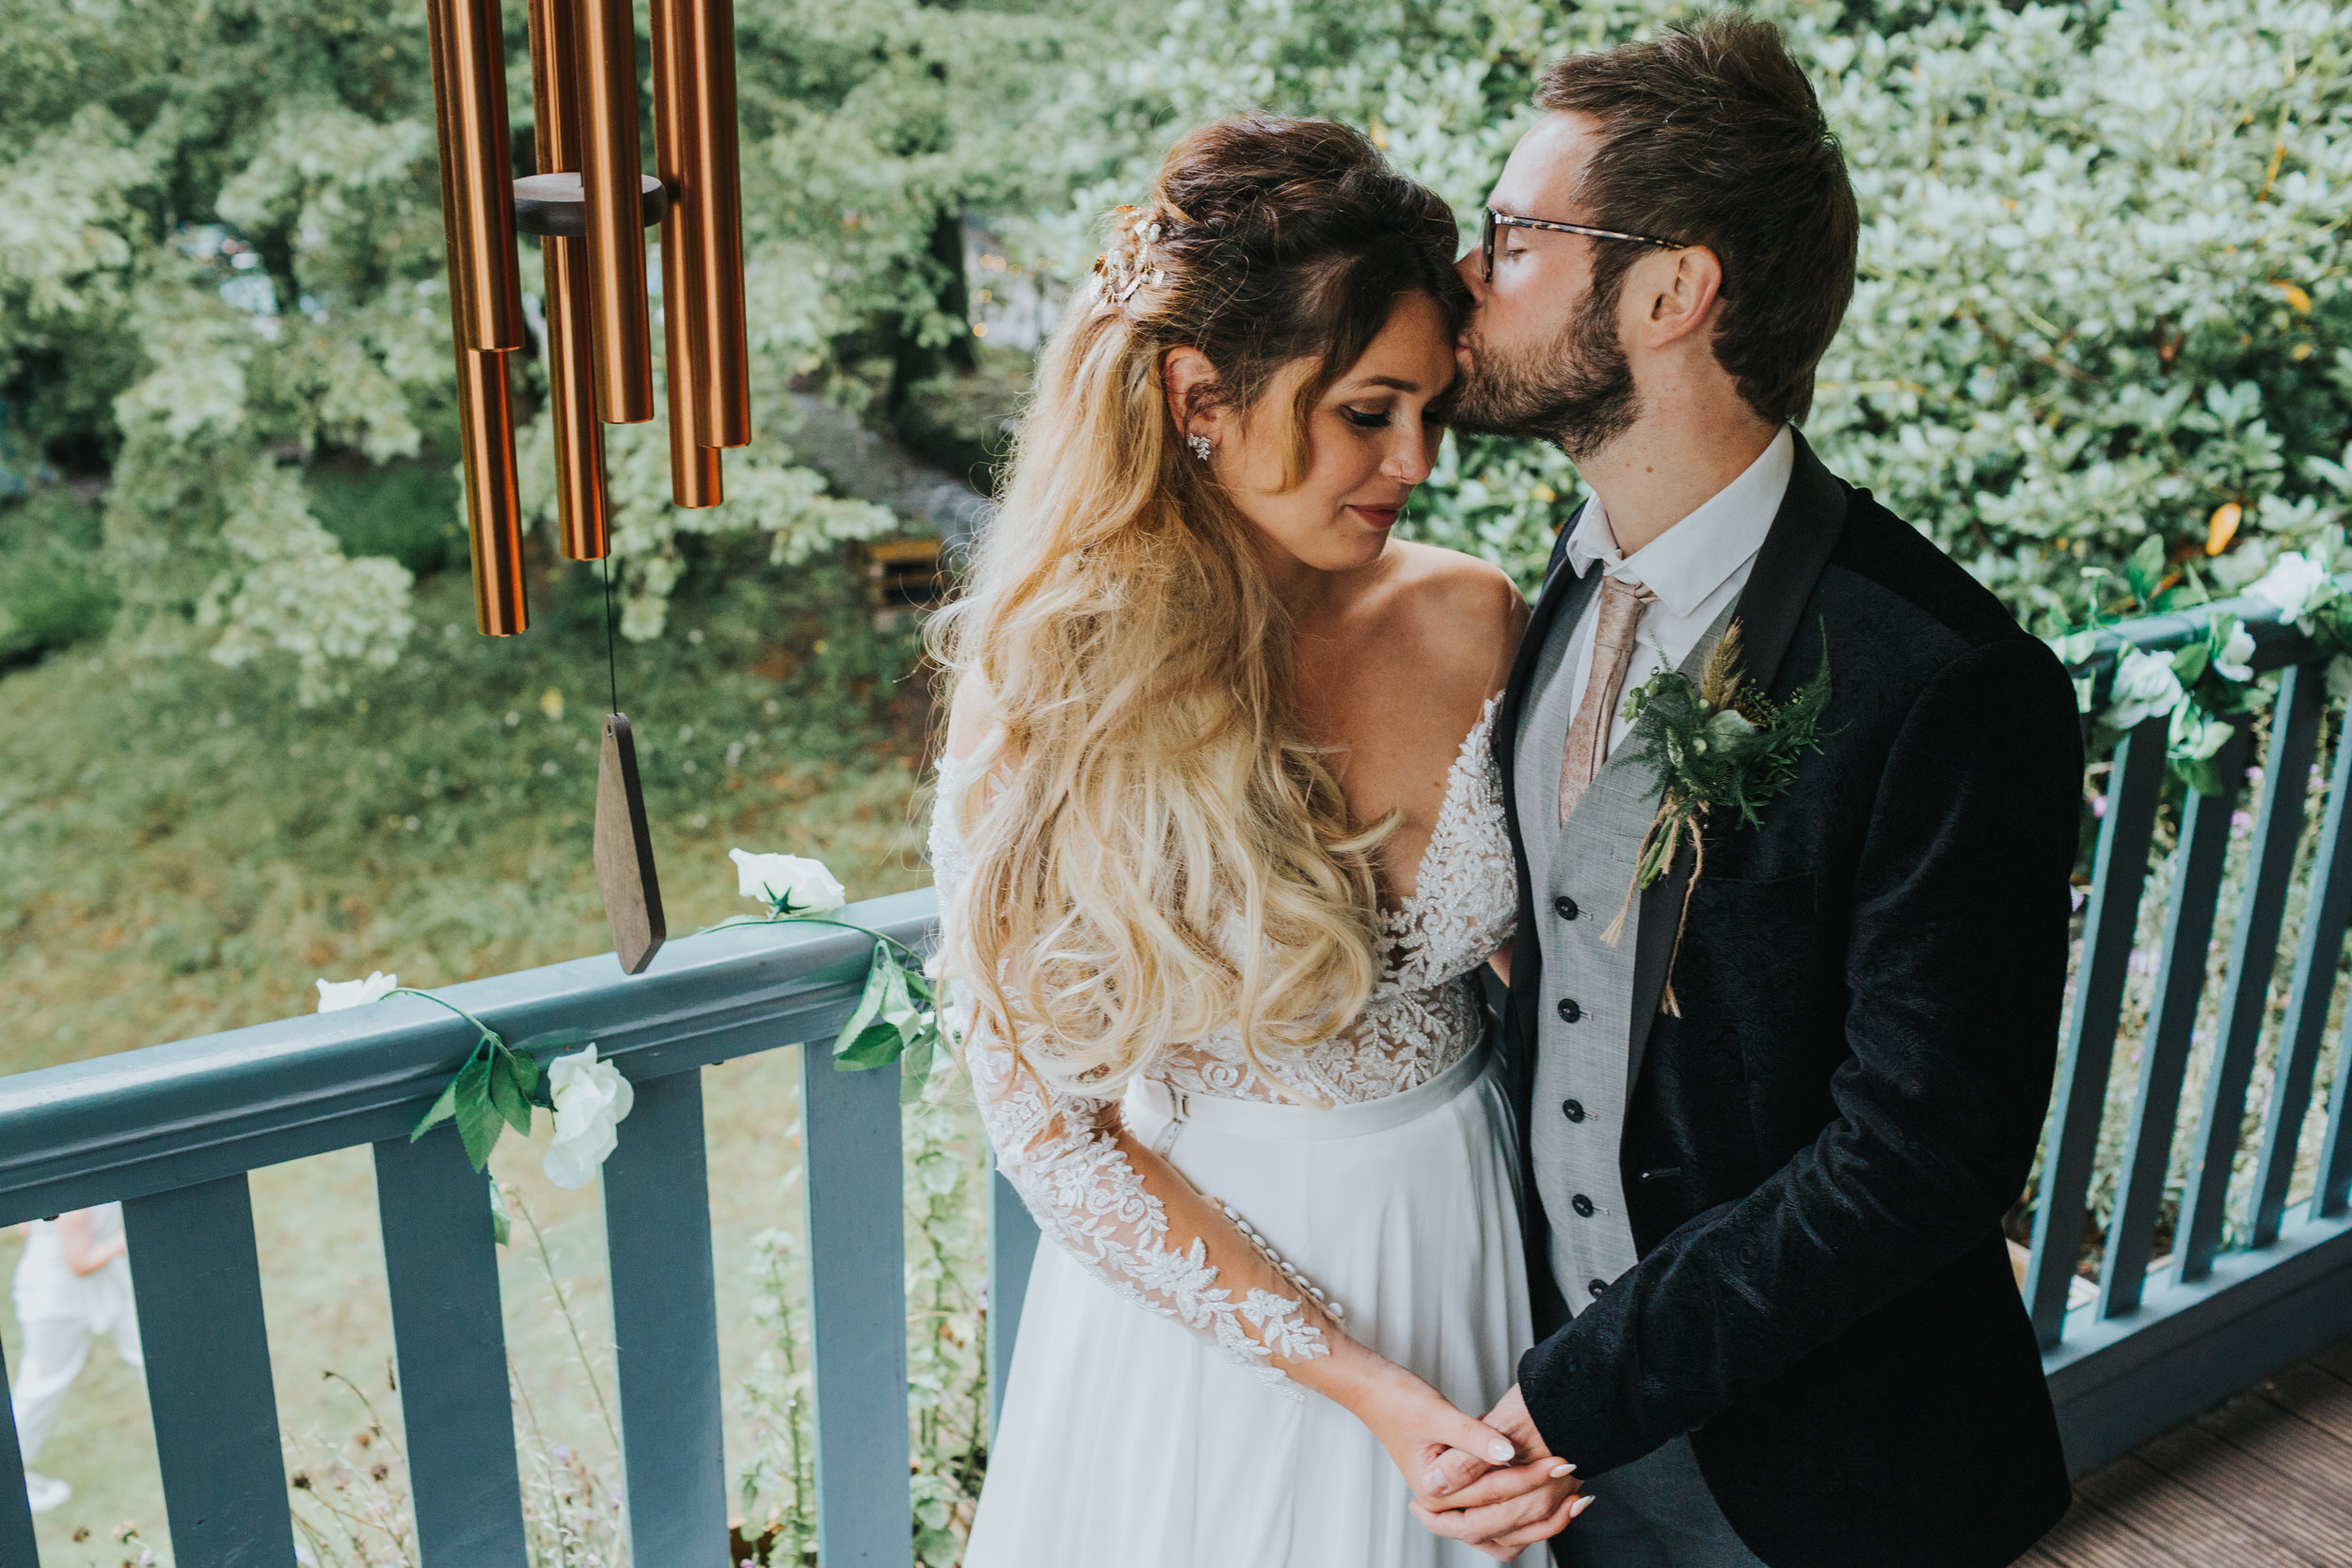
1495, 434, 2080, 1568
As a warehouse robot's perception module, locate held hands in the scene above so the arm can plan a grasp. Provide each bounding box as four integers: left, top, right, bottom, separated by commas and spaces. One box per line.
1410, 1383, 1590, 1560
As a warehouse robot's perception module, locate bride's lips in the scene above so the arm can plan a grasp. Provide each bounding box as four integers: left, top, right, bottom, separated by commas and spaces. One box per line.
1347, 504, 1403, 528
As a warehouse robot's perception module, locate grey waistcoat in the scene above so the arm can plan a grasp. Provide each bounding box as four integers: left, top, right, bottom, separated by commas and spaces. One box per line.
1514, 585, 1738, 1315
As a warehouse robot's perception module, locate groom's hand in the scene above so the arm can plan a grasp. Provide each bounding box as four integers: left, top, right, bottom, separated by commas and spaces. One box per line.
1411, 1384, 1591, 1559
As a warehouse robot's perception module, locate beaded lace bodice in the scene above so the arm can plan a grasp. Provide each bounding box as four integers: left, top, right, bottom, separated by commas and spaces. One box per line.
927, 697, 1516, 1390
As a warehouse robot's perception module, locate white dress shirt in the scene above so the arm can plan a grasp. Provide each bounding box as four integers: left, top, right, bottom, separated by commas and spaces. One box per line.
1557, 425, 1795, 762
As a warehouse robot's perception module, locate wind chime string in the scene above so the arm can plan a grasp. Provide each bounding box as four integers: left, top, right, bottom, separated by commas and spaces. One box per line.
600, 552, 620, 719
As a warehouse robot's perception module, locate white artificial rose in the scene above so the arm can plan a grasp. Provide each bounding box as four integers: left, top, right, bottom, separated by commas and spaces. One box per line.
2249, 552, 2331, 621
729, 848, 847, 913
316, 972, 398, 1012
543, 1042, 635, 1189
2106, 648, 2185, 731
2213, 625, 2256, 683
2169, 704, 2232, 762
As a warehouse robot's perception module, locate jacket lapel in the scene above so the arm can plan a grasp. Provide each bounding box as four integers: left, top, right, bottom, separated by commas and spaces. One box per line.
1624, 431, 1849, 1068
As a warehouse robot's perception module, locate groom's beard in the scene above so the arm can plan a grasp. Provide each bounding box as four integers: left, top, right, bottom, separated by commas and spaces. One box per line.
1450, 283, 1639, 462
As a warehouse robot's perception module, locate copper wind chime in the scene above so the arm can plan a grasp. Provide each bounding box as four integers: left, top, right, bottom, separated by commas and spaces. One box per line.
424, 0, 750, 971
425, 0, 751, 634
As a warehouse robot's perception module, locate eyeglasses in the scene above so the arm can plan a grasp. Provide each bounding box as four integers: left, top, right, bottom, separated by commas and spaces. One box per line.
1479, 208, 1683, 282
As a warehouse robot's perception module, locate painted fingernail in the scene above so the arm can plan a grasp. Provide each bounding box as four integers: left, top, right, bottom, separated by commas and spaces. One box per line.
1487, 1440, 1516, 1463
1424, 1470, 1450, 1494
1570, 1496, 1595, 1517
1549, 1463, 1574, 1479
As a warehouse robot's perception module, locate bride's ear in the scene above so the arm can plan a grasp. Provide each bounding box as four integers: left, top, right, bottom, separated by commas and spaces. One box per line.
1161, 346, 1221, 448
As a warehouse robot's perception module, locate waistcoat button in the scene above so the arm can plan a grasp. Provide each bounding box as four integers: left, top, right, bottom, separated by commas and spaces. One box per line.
1571, 1194, 1595, 1218
1588, 1277, 1608, 1298
1561, 1099, 1586, 1123
1553, 895, 1579, 920
1556, 997, 1582, 1023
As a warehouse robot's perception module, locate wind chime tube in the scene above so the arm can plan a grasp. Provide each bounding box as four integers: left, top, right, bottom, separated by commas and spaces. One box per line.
576, 0, 656, 423
429, 0, 525, 351
528, 0, 611, 559
662, 208, 725, 508
456, 347, 530, 635
650, 0, 722, 507
682, 0, 750, 448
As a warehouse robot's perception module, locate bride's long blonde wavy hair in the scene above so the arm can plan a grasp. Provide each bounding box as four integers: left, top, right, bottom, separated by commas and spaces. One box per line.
927, 117, 1470, 1098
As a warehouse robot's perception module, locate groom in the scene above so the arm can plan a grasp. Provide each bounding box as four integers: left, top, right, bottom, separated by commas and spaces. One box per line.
1418, 16, 2081, 1568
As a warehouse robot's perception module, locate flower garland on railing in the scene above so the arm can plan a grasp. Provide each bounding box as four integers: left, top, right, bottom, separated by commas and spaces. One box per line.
2050, 531, 2352, 794
314, 974, 631, 1242
706, 849, 957, 1104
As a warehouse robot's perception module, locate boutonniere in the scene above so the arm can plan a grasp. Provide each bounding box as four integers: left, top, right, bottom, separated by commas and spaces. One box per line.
1600, 619, 1834, 1013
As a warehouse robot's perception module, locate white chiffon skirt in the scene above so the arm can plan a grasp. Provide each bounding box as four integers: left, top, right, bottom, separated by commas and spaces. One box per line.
965, 1041, 1533, 1568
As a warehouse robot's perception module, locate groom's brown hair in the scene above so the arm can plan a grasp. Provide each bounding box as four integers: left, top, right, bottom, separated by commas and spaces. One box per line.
1536, 14, 1857, 425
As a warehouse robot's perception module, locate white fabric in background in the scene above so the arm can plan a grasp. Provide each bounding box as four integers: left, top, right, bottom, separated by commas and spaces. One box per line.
12, 1202, 135, 1332
11, 1202, 143, 1468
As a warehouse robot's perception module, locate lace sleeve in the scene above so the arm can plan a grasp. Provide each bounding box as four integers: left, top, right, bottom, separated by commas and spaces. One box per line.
928, 758, 1339, 1396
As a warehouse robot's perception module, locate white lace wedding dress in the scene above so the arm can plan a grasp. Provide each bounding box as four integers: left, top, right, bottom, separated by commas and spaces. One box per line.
931, 696, 1531, 1568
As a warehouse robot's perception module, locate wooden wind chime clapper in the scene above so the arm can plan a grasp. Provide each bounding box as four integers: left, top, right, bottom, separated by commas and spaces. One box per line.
424, 0, 751, 973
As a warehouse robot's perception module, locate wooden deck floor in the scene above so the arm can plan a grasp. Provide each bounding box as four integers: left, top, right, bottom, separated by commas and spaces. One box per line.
2028, 1335, 2352, 1567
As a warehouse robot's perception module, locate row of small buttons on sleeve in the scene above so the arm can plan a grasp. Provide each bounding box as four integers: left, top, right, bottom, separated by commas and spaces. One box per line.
1213, 1196, 1345, 1321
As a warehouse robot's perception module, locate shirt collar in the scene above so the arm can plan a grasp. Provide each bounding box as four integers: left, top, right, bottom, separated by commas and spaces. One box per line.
1563, 425, 1795, 620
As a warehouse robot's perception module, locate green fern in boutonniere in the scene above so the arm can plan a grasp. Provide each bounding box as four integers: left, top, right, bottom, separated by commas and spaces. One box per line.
1601, 618, 1835, 1013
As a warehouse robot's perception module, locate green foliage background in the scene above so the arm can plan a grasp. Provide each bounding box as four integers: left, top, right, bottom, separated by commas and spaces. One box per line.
7, 0, 2349, 688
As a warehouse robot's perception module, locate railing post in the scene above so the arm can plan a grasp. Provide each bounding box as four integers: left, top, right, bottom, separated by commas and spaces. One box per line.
2098, 724, 2249, 1320
2180, 663, 2325, 1281
2026, 716, 2165, 1345
986, 1153, 1040, 1439
373, 1125, 530, 1568
2250, 700, 2352, 1246
0, 1338, 38, 1568
602, 1068, 731, 1568
800, 1045, 914, 1568
2318, 1020, 2352, 1218
122, 1174, 299, 1568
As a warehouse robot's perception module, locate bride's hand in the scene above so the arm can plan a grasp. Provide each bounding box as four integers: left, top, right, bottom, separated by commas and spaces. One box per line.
1409, 1384, 1589, 1560
1322, 1353, 1519, 1510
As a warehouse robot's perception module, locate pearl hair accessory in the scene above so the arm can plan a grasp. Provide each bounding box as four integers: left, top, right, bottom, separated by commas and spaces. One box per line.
1088, 201, 1183, 306
1187, 433, 1213, 462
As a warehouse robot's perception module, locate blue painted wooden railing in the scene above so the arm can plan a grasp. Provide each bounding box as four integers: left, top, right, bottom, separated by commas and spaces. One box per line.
0, 892, 1005, 1568
10, 583, 2352, 1560
2033, 582, 2352, 1469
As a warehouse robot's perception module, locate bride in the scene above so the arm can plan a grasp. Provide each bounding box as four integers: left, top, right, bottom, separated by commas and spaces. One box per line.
927, 116, 1584, 1566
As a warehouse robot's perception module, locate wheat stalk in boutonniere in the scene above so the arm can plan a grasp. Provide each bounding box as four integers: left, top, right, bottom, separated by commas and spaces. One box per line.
702, 849, 956, 1103
1599, 619, 1834, 1014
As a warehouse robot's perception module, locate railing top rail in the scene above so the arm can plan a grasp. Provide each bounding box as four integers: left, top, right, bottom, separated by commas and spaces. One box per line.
2054, 581, 2332, 678
0, 888, 940, 1227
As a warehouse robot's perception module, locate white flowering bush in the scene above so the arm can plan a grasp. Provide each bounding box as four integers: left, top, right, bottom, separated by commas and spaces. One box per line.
1072, 0, 2352, 623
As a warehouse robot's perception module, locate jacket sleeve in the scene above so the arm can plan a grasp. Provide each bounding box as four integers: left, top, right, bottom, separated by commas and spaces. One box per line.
1517, 634, 2084, 1468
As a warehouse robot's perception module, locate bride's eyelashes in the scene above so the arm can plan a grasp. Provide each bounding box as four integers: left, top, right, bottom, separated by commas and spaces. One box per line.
1342, 405, 1395, 430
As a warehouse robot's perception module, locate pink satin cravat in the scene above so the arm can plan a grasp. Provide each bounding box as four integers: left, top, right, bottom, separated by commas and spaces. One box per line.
1558, 575, 1657, 825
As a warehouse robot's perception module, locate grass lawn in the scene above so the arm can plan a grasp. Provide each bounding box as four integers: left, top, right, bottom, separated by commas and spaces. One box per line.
0, 548, 939, 1563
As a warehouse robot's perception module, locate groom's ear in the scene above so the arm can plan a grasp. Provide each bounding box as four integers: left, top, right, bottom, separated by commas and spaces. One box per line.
1161, 345, 1221, 439
1639, 246, 1727, 347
